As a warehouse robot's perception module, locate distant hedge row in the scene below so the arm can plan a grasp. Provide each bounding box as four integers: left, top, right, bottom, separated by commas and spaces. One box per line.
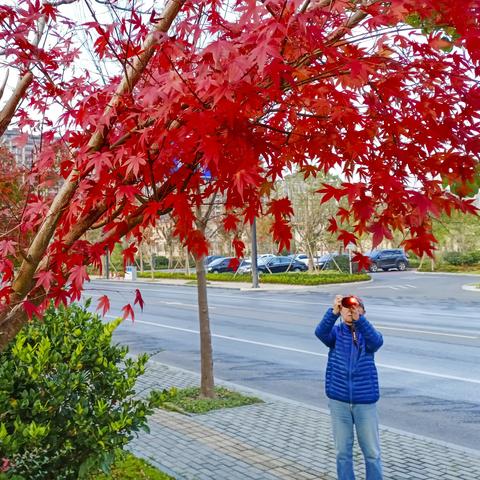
137, 271, 370, 285
442, 251, 480, 266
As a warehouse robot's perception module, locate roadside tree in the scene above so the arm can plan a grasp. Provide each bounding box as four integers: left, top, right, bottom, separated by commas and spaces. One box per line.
0, 0, 479, 349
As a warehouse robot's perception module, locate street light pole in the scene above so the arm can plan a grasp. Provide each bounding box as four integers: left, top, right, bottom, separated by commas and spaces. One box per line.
251, 217, 259, 288
105, 248, 110, 279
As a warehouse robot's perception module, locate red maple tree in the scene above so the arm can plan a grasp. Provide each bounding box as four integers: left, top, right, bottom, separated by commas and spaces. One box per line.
0, 0, 478, 348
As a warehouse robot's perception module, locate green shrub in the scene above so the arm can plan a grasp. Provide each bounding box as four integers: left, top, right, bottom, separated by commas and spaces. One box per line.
407, 257, 420, 268
443, 251, 480, 266
153, 255, 169, 269
0, 302, 161, 480
322, 254, 364, 273
137, 271, 370, 285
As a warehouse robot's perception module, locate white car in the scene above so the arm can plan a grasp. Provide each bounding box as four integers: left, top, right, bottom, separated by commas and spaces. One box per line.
288, 253, 309, 265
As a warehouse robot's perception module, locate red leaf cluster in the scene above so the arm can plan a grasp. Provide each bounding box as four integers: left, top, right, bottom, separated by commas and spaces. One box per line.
0, 0, 478, 322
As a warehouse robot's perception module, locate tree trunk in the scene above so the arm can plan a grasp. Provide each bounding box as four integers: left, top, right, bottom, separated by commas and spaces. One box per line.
168, 241, 174, 269
195, 254, 215, 398
150, 249, 155, 279
0, 305, 28, 351
185, 249, 190, 275
139, 248, 144, 273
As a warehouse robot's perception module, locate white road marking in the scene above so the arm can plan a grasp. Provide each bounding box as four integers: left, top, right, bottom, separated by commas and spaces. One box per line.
106, 316, 480, 385
375, 325, 477, 339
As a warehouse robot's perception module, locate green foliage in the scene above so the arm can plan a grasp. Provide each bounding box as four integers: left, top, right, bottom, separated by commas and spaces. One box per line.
259, 272, 370, 285
137, 271, 370, 285
443, 251, 480, 266
154, 386, 262, 415
407, 257, 421, 268
92, 452, 173, 480
0, 302, 161, 480
152, 255, 169, 269
417, 262, 480, 273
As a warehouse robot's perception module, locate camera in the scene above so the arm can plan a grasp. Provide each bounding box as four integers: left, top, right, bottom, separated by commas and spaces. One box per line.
341, 296, 360, 308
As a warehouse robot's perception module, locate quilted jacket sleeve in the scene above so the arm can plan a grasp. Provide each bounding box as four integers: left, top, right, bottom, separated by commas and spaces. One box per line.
315, 308, 339, 348
355, 315, 383, 352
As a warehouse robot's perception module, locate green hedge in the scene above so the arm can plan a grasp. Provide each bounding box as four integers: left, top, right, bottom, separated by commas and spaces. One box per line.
417, 263, 480, 273
443, 251, 480, 266
137, 271, 370, 285
0, 302, 161, 480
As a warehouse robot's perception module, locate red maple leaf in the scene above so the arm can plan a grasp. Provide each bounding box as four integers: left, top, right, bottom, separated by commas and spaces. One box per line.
0, 240, 17, 257
223, 214, 239, 232
337, 230, 357, 248
23, 300, 40, 320
351, 252, 371, 272
231, 237, 244, 259
68, 265, 89, 292
97, 295, 110, 316
124, 155, 147, 177
123, 244, 137, 270
122, 303, 135, 321
34, 270, 54, 292
134, 289, 144, 311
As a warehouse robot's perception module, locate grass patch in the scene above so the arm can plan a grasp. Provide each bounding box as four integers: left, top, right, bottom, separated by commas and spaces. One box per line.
138, 271, 370, 285
93, 452, 173, 480
159, 386, 263, 414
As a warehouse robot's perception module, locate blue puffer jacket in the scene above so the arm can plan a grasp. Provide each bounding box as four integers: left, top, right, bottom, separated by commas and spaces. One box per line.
315, 308, 383, 404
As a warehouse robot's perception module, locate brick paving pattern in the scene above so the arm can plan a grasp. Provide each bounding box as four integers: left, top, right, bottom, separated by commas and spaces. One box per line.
129, 361, 480, 480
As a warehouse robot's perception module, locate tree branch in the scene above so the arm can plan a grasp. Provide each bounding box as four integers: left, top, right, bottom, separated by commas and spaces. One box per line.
9, 0, 186, 305
0, 69, 9, 103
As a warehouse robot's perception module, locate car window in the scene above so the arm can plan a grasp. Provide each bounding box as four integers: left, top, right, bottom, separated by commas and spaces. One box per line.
208, 257, 224, 267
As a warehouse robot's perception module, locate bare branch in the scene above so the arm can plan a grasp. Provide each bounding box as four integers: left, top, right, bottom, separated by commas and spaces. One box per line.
47, 0, 79, 6
0, 69, 9, 102
0, 72, 33, 136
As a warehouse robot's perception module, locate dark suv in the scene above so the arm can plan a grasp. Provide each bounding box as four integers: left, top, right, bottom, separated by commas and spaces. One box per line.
367, 249, 409, 272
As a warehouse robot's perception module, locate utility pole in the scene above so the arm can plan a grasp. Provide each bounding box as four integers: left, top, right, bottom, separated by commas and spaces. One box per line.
105, 248, 110, 279
251, 217, 259, 288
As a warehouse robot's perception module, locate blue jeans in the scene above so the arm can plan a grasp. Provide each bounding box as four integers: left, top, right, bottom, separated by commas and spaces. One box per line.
329, 399, 383, 480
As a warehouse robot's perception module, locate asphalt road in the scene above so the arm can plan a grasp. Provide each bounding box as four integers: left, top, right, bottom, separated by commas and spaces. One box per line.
84, 271, 480, 450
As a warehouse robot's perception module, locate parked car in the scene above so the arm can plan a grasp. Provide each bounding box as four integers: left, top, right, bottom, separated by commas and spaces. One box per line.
316, 253, 340, 270
206, 257, 238, 273
367, 249, 409, 272
288, 253, 307, 263
256, 255, 308, 274
204, 255, 224, 266
206, 257, 250, 273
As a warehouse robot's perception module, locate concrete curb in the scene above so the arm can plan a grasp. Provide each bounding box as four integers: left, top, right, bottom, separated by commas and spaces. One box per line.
146, 358, 480, 460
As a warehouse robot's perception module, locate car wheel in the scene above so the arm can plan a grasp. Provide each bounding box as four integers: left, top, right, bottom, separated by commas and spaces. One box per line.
397, 261, 406, 271
293, 267, 301, 272
369, 263, 378, 272
212, 270, 220, 274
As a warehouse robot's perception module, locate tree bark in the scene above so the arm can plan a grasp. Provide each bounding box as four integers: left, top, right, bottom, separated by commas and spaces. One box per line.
195, 253, 215, 398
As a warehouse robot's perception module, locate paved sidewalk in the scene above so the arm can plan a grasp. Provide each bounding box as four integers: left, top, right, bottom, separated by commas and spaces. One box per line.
130, 361, 480, 480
